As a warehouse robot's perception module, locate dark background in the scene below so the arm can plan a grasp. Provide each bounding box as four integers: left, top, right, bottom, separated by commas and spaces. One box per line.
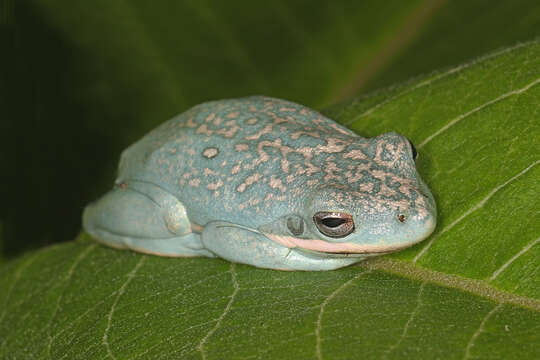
1, 0, 539, 260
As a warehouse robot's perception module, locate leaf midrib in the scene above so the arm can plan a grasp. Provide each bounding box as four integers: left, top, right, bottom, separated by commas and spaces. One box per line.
364, 257, 540, 311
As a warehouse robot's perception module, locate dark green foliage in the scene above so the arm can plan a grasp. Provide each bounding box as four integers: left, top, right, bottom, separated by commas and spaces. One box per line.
2, 0, 540, 257
1, 41, 539, 358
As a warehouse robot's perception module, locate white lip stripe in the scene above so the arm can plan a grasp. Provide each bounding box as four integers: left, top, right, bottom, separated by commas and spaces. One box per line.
265, 233, 419, 254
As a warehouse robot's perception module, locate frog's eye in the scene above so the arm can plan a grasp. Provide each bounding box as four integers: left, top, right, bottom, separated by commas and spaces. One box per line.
407, 139, 418, 160
313, 212, 355, 238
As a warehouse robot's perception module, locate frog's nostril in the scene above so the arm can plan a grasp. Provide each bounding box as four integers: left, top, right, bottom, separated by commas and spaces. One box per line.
397, 214, 406, 223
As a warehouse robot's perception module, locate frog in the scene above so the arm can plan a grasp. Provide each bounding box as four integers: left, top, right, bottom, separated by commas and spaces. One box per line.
83, 96, 436, 271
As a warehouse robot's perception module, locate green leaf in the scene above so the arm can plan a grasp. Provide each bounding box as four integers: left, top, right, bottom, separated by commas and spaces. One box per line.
7, 0, 540, 257
1, 42, 539, 359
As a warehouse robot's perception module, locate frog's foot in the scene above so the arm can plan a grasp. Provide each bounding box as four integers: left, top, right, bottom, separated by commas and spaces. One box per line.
201, 221, 361, 270
83, 180, 214, 258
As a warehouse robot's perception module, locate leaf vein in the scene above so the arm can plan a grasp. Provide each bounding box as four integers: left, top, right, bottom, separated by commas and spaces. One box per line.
418, 76, 540, 148
315, 270, 370, 360
413, 160, 540, 262
46, 244, 97, 358
489, 235, 540, 282
382, 281, 426, 358
343, 41, 531, 126
197, 263, 239, 360
102, 256, 146, 360
0, 251, 40, 327
463, 303, 503, 360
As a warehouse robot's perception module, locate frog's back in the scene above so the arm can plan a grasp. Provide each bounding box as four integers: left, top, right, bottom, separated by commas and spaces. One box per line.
117, 96, 365, 227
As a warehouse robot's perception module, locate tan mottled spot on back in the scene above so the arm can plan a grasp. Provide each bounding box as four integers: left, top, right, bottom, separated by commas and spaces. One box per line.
226, 111, 239, 119
216, 125, 239, 138
236, 173, 262, 193
328, 122, 352, 136
379, 183, 398, 198
343, 149, 367, 160
323, 161, 342, 182
185, 117, 197, 128
245, 124, 273, 140
291, 130, 321, 140
237, 183, 247, 193
246, 117, 258, 125
231, 162, 242, 175
264, 111, 288, 124
269, 175, 287, 192
196, 124, 213, 136
189, 178, 201, 187
315, 138, 348, 154
207, 179, 224, 190
305, 163, 321, 176
205, 113, 216, 122
203, 168, 213, 176
347, 163, 370, 183
235, 144, 249, 151
295, 166, 306, 176
279, 107, 296, 112
359, 183, 373, 193
280, 157, 290, 173
202, 147, 219, 158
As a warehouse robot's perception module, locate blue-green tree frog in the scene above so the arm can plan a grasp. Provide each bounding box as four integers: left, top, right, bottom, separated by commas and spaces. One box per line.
83, 96, 436, 270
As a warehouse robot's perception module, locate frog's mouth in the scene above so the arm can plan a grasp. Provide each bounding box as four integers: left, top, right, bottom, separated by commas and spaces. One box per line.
264, 233, 416, 256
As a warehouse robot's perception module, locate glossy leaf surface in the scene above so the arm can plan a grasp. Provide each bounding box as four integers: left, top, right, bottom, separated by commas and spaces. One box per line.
1, 42, 539, 359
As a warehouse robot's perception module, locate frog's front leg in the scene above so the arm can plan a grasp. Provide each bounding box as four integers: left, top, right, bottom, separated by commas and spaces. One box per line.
83, 180, 214, 258
201, 221, 361, 270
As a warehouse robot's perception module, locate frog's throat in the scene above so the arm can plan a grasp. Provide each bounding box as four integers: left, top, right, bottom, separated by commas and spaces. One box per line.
265, 234, 417, 254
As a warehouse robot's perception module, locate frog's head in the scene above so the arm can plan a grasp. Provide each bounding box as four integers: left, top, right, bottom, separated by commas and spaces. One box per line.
260, 132, 436, 258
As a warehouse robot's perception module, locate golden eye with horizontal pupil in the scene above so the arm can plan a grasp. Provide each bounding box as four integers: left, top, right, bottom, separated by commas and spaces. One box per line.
313, 212, 355, 238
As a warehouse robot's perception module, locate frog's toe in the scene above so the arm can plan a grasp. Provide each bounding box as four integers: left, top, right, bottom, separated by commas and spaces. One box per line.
83, 181, 211, 257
